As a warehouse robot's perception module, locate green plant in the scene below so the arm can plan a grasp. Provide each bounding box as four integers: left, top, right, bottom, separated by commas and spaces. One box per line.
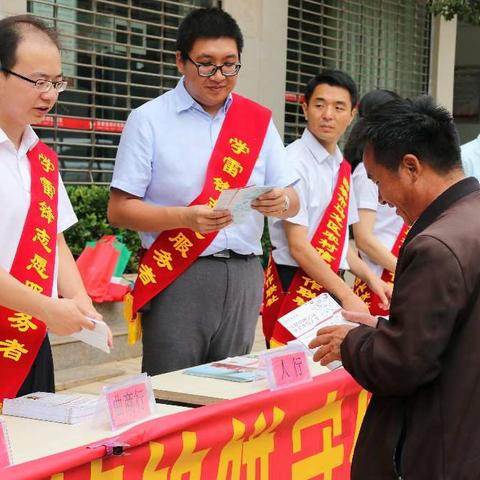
261, 217, 271, 269
64, 185, 141, 272
427, 0, 480, 25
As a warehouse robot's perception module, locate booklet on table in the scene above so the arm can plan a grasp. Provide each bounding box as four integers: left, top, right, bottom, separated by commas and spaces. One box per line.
183, 355, 266, 382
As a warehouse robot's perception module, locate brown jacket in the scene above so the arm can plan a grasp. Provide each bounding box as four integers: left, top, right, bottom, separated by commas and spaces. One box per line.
342, 177, 480, 479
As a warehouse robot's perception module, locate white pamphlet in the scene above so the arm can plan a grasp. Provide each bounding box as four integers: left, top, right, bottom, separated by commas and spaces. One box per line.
214, 186, 273, 224
71, 317, 110, 354
278, 293, 357, 350
2, 392, 99, 424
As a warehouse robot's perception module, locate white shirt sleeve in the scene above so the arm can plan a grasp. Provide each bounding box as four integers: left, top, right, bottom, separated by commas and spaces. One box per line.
263, 119, 300, 188
111, 108, 153, 198
352, 162, 379, 211
348, 182, 359, 225
57, 176, 77, 233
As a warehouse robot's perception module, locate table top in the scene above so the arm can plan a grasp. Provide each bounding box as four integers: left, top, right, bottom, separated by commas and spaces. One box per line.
151, 356, 331, 406
2, 402, 188, 466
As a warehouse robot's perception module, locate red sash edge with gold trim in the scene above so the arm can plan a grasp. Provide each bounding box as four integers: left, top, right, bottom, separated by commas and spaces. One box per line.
353, 223, 409, 316
124, 94, 272, 344
0, 141, 59, 402
262, 160, 351, 346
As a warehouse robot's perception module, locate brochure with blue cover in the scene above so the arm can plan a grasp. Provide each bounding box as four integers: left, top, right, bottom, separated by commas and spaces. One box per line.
183, 355, 266, 383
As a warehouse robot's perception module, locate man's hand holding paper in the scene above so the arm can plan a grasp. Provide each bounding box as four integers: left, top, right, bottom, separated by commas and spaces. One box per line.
71, 317, 112, 354
251, 186, 297, 218
214, 185, 273, 224
185, 204, 232, 233
308, 309, 378, 365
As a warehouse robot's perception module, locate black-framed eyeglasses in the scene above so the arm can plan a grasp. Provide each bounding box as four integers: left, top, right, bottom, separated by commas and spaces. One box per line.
1, 67, 67, 93
186, 56, 241, 78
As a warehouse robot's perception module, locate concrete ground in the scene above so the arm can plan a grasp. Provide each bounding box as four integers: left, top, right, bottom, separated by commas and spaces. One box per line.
62, 317, 266, 396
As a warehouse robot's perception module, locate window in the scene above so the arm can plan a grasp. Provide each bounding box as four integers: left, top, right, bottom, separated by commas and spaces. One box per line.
28, 0, 216, 184
285, 0, 431, 145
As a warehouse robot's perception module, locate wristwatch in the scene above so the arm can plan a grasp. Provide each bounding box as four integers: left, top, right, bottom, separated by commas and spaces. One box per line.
282, 195, 290, 212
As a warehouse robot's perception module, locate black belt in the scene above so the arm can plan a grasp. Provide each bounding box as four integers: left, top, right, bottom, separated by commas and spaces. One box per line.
203, 249, 255, 260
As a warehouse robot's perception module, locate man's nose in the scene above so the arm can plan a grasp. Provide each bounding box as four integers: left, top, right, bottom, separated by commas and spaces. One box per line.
40, 87, 58, 100
322, 105, 334, 119
211, 67, 224, 81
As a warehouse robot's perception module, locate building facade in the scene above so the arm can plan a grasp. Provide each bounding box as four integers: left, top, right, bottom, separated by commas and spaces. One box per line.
0, 0, 454, 184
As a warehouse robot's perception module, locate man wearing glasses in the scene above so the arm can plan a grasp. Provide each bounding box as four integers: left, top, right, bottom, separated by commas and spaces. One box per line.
0, 15, 103, 401
109, 7, 299, 375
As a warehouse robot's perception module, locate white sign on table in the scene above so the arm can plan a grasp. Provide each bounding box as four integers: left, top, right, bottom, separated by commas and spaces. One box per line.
103, 373, 156, 431
262, 344, 312, 390
0, 418, 12, 468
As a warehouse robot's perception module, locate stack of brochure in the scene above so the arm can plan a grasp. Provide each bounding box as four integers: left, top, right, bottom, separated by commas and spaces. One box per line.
2, 392, 99, 424
184, 355, 266, 382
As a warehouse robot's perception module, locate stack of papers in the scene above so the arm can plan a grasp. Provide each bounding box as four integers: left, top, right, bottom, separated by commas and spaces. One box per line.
214, 186, 273, 224
183, 355, 266, 382
2, 392, 99, 424
71, 318, 110, 354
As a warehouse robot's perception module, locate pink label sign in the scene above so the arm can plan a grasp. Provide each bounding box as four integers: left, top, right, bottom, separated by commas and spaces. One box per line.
269, 350, 311, 388
106, 382, 152, 430
0, 421, 11, 468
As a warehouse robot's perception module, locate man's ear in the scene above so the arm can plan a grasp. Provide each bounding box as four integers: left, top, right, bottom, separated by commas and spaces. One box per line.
301, 102, 308, 122
175, 51, 185, 74
347, 106, 357, 127
401, 154, 422, 181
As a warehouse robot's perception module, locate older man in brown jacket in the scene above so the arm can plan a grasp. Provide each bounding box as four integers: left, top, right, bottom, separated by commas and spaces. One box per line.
309, 96, 480, 479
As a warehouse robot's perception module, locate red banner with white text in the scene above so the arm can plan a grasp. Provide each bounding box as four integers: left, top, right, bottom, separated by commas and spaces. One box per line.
3, 369, 368, 480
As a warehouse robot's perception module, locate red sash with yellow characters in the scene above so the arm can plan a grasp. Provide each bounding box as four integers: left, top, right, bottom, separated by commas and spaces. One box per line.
124, 94, 271, 343
353, 222, 409, 315
0, 141, 59, 402
263, 160, 351, 346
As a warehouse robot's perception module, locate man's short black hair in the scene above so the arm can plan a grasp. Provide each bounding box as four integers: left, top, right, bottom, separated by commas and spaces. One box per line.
304, 70, 358, 109
176, 7, 244, 60
0, 15, 59, 72
355, 95, 462, 174
357, 89, 400, 117
345, 89, 401, 171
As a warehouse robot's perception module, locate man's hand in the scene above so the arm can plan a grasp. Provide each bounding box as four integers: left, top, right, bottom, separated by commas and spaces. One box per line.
71, 294, 113, 348
41, 297, 96, 336
308, 325, 356, 365
367, 277, 392, 310
341, 309, 378, 328
341, 292, 370, 314
184, 205, 232, 233
251, 188, 289, 217
71, 293, 102, 321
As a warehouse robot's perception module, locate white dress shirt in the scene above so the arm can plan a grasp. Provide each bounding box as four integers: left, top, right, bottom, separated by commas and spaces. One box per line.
352, 162, 404, 277
269, 128, 358, 269
111, 77, 298, 255
461, 134, 480, 181
0, 126, 77, 297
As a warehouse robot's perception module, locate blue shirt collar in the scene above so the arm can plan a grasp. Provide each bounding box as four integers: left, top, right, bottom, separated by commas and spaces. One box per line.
174, 77, 233, 114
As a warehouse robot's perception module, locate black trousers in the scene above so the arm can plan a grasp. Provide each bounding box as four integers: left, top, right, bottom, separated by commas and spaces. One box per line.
16, 335, 55, 397
275, 263, 344, 304
275, 263, 298, 292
